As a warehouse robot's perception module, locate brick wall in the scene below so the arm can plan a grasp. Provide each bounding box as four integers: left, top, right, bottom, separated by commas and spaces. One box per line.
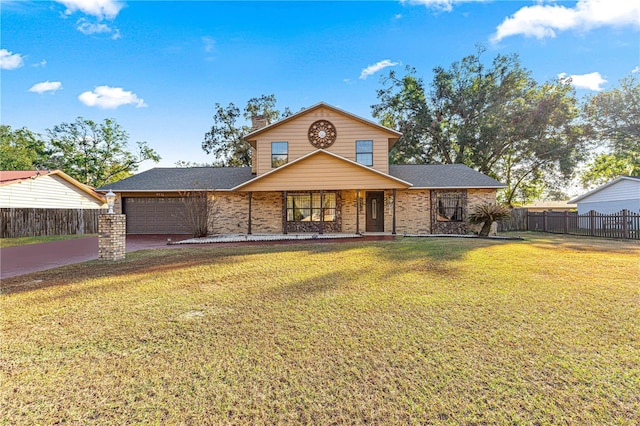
211, 192, 249, 234
252, 192, 283, 233
98, 214, 126, 261
211, 192, 284, 234
467, 189, 496, 209
341, 190, 358, 233
394, 189, 431, 234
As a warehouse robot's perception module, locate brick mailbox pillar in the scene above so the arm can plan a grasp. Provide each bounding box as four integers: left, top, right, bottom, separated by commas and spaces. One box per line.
99, 214, 126, 261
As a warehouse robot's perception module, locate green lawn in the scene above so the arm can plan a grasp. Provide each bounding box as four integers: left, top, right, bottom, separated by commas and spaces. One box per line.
1, 235, 638, 424
0, 234, 96, 248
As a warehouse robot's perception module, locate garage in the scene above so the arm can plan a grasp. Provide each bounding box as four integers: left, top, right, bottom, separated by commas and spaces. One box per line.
123, 197, 191, 234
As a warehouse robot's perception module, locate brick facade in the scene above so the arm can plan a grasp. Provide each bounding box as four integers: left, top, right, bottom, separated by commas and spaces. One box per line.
195, 188, 497, 236
98, 214, 126, 261
341, 190, 359, 233
394, 189, 431, 234
252, 192, 283, 233
211, 192, 249, 234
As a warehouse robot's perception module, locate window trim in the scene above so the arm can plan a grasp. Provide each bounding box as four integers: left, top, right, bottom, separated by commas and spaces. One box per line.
355, 140, 373, 167
286, 192, 336, 222
436, 192, 463, 222
271, 141, 288, 168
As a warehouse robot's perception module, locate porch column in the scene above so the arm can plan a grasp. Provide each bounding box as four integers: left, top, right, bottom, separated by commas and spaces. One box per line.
319, 190, 324, 235
248, 191, 252, 235
392, 189, 397, 235
283, 191, 288, 235
356, 189, 360, 235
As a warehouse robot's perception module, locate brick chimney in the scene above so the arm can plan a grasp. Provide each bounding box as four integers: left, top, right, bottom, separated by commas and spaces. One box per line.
251, 114, 269, 130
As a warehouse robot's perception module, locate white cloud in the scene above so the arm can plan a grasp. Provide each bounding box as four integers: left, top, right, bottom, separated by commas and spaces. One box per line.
632, 66, 640, 74
33, 59, 47, 68
202, 36, 215, 53
359, 59, 400, 80
29, 81, 63, 94
558, 72, 607, 91
56, 0, 124, 20
78, 85, 147, 109
0, 49, 25, 70
492, 0, 640, 43
76, 18, 120, 39
401, 0, 484, 13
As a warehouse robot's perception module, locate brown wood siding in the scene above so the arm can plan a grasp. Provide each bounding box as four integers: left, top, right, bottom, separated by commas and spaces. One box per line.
238, 152, 409, 192
253, 107, 392, 176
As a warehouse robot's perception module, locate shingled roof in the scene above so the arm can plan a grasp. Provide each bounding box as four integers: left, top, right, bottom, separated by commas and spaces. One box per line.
389, 164, 505, 188
97, 167, 254, 191
99, 163, 504, 192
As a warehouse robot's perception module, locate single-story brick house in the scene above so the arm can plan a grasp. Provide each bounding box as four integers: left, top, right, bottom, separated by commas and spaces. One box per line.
101, 103, 505, 235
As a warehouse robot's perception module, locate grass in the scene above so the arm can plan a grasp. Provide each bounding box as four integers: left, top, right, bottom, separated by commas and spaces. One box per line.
1, 234, 638, 424
0, 234, 96, 248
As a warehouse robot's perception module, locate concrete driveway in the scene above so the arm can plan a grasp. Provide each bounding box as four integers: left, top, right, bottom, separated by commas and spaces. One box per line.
0, 235, 189, 280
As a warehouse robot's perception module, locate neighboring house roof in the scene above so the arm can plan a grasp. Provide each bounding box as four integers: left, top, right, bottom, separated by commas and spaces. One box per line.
100, 162, 505, 192
232, 149, 413, 192
569, 176, 640, 203
0, 170, 46, 184
243, 102, 402, 149
0, 169, 106, 204
97, 167, 255, 192
520, 201, 577, 211
389, 164, 506, 189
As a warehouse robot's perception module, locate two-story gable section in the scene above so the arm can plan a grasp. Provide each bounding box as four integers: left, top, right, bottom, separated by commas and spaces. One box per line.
244, 103, 400, 176
102, 102, 505, 236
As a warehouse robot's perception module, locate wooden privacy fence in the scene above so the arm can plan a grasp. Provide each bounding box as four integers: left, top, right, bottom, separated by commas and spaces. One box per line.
497, 208, 528, 232
527, 210, 640, 240
0, 208, 106, 238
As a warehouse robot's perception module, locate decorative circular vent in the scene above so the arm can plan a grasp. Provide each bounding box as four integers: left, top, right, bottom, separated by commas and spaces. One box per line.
308, 120, 337, 149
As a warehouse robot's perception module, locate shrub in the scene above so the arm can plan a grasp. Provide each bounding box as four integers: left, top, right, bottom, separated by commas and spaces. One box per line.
468, 203, 511, 236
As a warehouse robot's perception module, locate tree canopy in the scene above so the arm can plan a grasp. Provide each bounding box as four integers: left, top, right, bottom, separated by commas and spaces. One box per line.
580, 74, 640, 188
47, 117, 160, 188
0, 125, 49, 170
372, 48, 587, 205
202, 94, 292, 167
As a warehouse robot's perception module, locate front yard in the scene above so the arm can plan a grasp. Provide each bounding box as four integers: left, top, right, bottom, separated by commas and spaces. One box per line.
1, 235, 638, 424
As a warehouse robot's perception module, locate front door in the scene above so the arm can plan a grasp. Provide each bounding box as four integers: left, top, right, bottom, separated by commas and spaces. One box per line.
366, 191, 384, 232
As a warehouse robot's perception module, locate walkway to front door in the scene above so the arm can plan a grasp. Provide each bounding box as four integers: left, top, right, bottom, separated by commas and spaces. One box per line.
366, 191, 384, 232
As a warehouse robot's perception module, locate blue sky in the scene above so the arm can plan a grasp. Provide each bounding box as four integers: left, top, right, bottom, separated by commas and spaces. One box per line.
2, 0, 639, 171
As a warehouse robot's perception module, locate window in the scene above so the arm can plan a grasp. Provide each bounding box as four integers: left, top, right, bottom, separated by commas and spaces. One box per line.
271, 142, 288, 168
436, 192, 463, 222
356, 140, 373, 166
287, 192, 336, 222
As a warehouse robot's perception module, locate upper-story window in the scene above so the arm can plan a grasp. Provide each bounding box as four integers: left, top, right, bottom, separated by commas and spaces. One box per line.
356, 140, 373, 166
271, 142, 288, 168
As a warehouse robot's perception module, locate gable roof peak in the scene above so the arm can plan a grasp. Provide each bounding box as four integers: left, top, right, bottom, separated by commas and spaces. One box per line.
243, 101, 401, 143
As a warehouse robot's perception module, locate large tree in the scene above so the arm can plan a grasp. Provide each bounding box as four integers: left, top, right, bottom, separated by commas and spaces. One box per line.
47, 117, 160, 188
580, 74, 640, 188
372, 47, 587, 205
0, 125, 49, 170
202, 94, 292, 166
